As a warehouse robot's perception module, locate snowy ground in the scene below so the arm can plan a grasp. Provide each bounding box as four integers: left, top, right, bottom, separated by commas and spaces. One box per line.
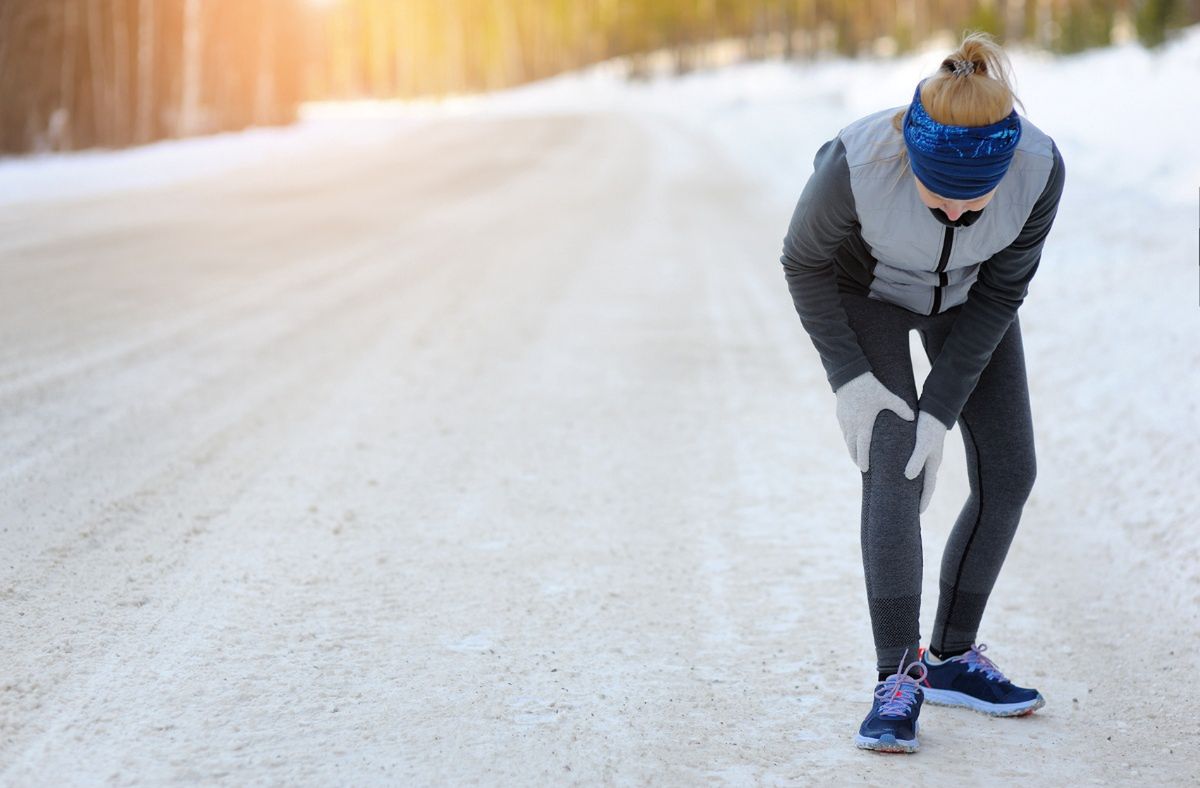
2, 29, 1198, 786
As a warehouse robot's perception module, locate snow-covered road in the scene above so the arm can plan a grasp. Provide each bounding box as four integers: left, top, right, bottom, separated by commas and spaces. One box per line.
3, 38, 1199, 785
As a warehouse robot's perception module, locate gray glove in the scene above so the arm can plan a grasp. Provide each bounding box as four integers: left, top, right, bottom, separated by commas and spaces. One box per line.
904, 411, 949, 514
834, 371, 914, 472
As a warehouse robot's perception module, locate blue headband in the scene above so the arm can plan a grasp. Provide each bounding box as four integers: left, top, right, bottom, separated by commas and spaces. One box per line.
902, 81, 1022, 200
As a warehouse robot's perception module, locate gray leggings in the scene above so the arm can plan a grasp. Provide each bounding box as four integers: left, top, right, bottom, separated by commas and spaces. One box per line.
839, 291, 1037, 673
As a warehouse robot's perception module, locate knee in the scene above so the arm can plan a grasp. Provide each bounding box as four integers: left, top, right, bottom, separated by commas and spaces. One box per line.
992, 448, 1037, 504
866, 410, 920, 479
961, 417, 1036, 503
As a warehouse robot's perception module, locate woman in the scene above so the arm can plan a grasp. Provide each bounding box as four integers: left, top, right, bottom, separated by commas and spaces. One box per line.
779, 33, 1065, 753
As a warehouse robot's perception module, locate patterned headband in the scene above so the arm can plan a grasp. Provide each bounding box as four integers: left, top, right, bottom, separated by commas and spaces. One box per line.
902, 80, 1022, 200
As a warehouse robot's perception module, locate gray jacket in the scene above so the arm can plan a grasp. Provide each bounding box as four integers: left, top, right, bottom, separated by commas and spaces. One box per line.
780, 106, 1066, 428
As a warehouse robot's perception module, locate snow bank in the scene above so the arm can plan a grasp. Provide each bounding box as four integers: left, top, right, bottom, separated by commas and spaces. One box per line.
0, 111, 434, 206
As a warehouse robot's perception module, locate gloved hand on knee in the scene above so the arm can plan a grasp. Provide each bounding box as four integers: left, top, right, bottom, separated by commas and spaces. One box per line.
834, 371, 915, 473
904, 411, 948, 513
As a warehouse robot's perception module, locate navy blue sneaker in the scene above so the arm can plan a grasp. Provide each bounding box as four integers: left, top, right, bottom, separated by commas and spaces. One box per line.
855, 651, 927, 753
919, 643, 1045, 717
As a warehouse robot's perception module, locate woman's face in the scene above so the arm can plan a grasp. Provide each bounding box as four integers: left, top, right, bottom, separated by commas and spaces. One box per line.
913, 177, 996, 221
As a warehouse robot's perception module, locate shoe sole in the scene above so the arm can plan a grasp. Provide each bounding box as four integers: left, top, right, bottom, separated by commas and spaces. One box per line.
854, 732, 919, 753
922, 688, 1046, 717
854, 721, 919, 753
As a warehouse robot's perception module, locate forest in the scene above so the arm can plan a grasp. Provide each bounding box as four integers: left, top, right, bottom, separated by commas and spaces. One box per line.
1, 0, 1196, 154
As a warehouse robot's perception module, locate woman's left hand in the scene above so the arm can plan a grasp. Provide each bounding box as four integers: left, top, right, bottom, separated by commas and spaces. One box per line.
904, 411, 948, 513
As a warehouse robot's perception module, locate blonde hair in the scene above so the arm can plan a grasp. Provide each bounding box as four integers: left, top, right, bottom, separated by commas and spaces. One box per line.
893, 32, 1024, 132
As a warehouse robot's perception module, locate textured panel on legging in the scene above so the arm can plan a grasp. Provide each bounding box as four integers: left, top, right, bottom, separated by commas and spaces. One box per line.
867, 594, 922, 649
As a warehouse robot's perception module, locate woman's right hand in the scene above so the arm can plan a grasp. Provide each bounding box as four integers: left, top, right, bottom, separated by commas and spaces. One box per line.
834, 371, 914, 473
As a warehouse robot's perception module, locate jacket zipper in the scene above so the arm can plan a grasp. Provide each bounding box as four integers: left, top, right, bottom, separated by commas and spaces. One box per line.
932, 226, 954, 314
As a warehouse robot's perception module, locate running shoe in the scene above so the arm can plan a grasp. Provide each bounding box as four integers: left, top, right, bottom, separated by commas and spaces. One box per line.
855, 650, 927, 753
919, 643, 1045, 717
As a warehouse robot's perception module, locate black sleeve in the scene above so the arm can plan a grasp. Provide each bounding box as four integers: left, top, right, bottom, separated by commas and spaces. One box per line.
779, 137, 872, 392
917, 142, 1067, 429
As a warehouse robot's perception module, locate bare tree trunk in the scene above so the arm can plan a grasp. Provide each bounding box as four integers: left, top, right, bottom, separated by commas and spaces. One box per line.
493, 0, 524, 87
444, 0, 465, 92
1036, 0, 1053, 49
180, 0, 203, 136
329, 7, 352, 97
0, 1, 16, 89
112, 0, 130, 144
136, 0, 154, 142
780, 1, 794, 59
59, 0, 80, 150
0, 1, 28, 150
255, 3, 277, 124
367, 0, 390, 94
87, 0, 108, 144
394, 9, 410, 95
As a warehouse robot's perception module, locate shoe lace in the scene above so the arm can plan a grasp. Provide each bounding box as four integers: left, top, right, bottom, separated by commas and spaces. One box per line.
875, 648, 928, 717
956, 643, 1008, 682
